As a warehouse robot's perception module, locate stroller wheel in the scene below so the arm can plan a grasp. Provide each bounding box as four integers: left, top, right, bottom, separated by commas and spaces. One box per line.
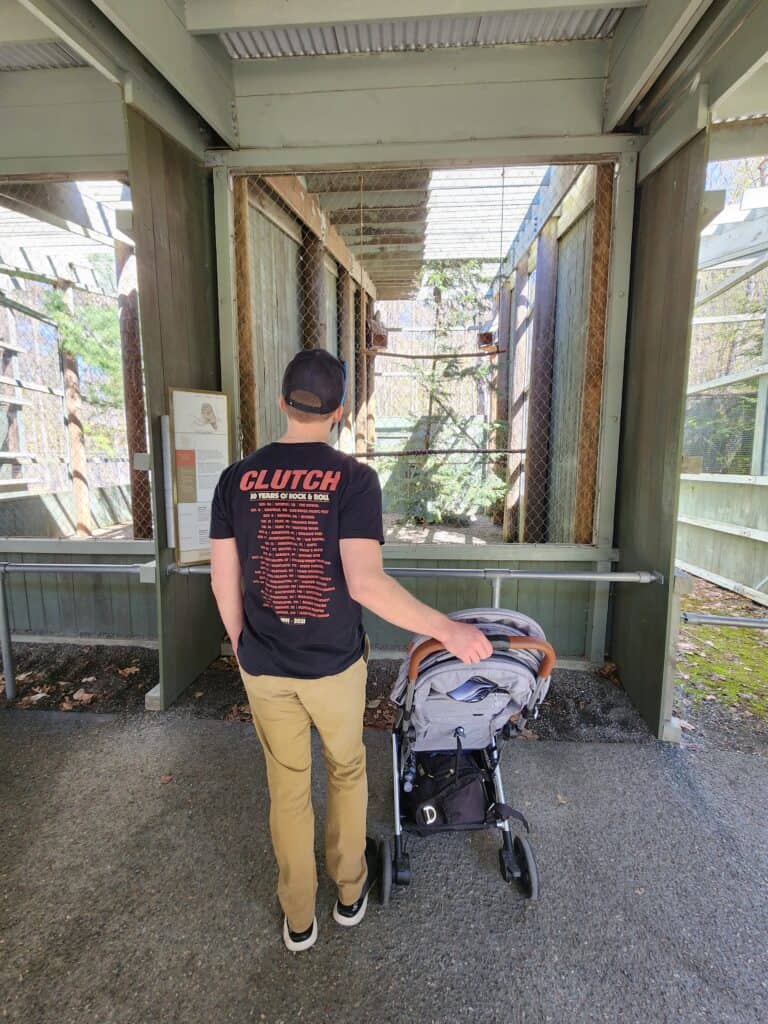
378, 838, 393, 908
514, 835, 540, 900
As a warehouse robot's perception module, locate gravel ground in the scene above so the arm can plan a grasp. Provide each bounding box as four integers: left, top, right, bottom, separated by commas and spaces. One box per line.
1, 710, 766, 1024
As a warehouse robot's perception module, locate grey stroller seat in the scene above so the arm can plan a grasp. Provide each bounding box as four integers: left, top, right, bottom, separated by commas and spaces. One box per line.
390, 607, 555, 751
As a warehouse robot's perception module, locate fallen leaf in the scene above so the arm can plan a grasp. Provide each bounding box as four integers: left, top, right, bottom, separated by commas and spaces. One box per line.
598, 661, 622, 687
56, 680, 71, 687
81, 676, 97, 684
193, 690, 204, 698
224, 703, 252, 722
72, 688, 96, 704
59, 699, 75, 711
556, 794, 567, 806
366, 698, 381, 710
16, 671, 34, 682
634, 888, 646, 896
20, 692, 47, 706
518, 727, 539, 741
160, 774, 173, 784
703, 694, 717, 702
117, 666, 140, 678
678, 718, 696, 732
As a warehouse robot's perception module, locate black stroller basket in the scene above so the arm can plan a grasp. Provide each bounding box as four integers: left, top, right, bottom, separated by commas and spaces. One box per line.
378, 609, 557, 906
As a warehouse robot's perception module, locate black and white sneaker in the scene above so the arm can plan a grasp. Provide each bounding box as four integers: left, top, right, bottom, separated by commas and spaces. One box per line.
283, 916, 318, 953
333, 837, 379, 928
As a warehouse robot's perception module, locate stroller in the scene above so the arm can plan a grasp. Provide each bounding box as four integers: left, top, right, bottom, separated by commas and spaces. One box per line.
378, 608, 556, 905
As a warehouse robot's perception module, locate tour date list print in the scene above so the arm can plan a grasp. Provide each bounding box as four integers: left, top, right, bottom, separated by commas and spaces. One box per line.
241, 468, 341, 625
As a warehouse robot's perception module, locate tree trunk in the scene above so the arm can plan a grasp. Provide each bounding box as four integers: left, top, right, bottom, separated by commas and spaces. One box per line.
62, 348, 92, 537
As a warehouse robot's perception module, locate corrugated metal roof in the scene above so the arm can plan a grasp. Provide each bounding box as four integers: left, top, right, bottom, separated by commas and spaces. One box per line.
0, 40, 86, 71
221, 8, 623, 59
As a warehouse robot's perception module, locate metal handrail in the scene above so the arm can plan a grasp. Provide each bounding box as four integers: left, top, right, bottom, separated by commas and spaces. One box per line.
169, 563, 662, 585
682, 612, 768, 629
386, 568, 661, 583
170, 562, 661, 619
0, 560, 155, 701
1, 561, 147, 575
0, 559, 662, 705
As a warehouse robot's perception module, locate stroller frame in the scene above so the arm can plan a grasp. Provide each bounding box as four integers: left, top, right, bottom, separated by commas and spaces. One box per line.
378, 621, 556, 906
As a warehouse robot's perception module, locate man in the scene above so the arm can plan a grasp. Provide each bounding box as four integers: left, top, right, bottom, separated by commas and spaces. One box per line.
210, 349, 492, 952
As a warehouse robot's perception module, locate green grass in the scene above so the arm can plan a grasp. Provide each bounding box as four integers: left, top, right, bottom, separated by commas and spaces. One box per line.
677, 583, 768, 719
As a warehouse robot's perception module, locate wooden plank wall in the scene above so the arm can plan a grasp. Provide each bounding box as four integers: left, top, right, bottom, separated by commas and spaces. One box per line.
610, 131, 709, 736
677, 477, 768, 602
127, 108, 223, 707
548, 208, 594, 541
5, 547, 157, 639
247, 204, 301, 445
365, 557, 592, 658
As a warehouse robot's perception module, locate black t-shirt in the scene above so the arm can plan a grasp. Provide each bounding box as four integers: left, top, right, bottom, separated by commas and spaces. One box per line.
209, 441, 384, 678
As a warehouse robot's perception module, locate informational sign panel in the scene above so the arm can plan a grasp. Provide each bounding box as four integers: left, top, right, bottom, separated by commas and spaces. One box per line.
169, 388, 230, 565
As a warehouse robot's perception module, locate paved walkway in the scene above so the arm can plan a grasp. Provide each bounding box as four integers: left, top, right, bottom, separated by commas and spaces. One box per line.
1, 710, 766, 1024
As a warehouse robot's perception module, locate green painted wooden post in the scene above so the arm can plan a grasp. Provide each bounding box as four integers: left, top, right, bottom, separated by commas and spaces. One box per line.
127, 108, 223, 710
588, 153, 637, 663
212, 166, 241, 459
610, 132, 709, 738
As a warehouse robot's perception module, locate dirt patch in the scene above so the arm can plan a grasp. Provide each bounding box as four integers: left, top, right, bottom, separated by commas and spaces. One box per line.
2, 647, 643, 742
384, 512, 501, 545
173, 656, 399, 730
3, 579, 765, 755
0, 643, 159, 713
0, 643, 398, 730
529, 668, 653, 743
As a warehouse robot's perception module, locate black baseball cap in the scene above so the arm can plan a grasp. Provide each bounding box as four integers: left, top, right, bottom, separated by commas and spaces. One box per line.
282, 349, 346, 415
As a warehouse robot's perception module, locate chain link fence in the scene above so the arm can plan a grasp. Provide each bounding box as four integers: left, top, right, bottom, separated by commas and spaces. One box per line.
373, 298, 506, 539
0, 277, 150, 539
233, 164, 611, 544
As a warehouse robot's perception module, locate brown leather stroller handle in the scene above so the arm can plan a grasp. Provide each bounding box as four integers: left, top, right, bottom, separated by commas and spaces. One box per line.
408, 635, 556, 682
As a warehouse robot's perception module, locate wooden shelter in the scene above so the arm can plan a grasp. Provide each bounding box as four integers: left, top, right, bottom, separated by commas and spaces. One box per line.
1, 0, 767, 737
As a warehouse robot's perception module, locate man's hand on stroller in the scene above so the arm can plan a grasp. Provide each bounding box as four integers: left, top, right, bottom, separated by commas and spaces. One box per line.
339, 539, 493, 664
438, 621, 494, 664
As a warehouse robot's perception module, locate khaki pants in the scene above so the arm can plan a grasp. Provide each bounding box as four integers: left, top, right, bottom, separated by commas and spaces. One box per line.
241, 653, 369, 933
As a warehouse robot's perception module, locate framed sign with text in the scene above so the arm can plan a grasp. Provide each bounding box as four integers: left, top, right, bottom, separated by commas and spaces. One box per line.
168, 387, 230, 566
